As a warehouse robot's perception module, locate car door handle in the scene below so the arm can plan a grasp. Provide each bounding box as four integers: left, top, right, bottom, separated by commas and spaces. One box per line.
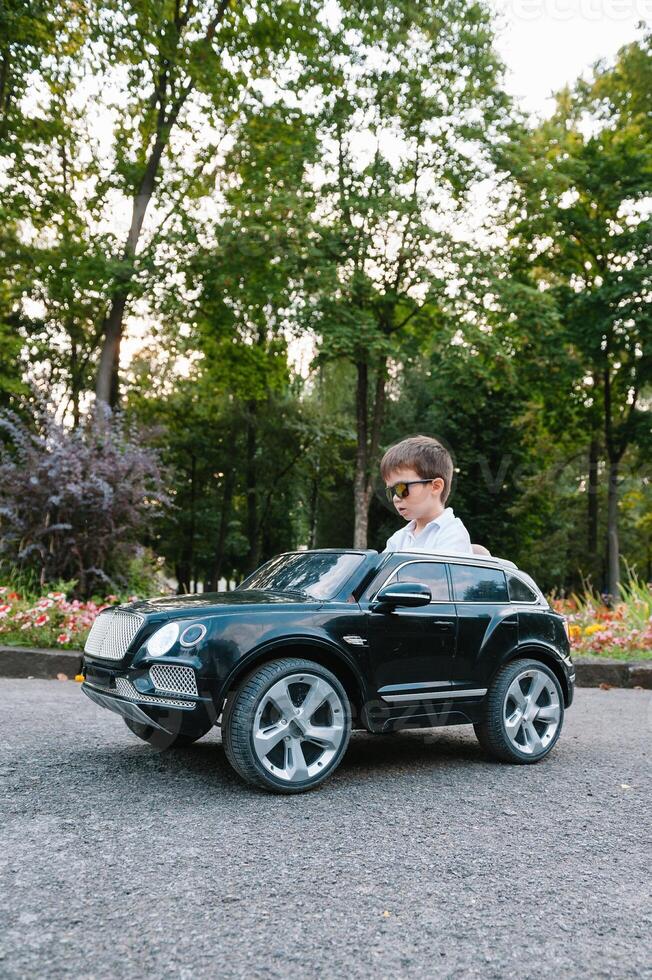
503, 618, 517, 626
433, 620, 454, 630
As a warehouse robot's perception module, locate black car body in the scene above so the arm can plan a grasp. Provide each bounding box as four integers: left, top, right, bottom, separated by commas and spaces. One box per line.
82, 549, 575, 792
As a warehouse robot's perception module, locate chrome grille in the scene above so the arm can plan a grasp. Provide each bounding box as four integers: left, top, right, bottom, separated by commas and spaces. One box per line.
114, 677, 194, 709
84, 610, 144, 661
149, 665, 198, 697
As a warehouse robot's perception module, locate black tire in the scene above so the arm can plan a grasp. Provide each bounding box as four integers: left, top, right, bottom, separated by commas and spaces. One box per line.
123, 716, 211, 750
222, 658, 352, 793
474, 658, 565, 764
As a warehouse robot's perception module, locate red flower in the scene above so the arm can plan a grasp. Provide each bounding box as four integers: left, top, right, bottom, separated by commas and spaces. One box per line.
34, 614, 48, 627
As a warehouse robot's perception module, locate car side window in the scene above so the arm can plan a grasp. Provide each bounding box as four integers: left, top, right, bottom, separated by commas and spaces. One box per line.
450, 564, 508, 602
394, 562, 450, 602
507, 573, 537, 602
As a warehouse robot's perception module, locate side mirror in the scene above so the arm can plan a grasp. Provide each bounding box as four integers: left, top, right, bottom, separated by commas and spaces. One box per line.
372, 582, 432, 610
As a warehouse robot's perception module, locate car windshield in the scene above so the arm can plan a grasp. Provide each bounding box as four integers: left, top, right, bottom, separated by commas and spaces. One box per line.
237, 552, 365, 600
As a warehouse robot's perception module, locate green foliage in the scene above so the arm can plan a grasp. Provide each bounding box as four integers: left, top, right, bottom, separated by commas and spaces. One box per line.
0, 6, 649, 597
498, 31, 652, 593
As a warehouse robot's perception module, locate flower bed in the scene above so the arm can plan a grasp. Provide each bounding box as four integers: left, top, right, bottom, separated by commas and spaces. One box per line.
0, 587, 138, 650
552, 579, 652, 661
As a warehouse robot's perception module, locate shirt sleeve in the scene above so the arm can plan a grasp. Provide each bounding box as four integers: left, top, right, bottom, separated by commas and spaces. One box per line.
383, 529, 400, 553
436, 519, 473, 554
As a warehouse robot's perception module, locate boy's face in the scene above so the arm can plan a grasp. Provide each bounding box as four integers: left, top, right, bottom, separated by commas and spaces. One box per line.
384, 467, 445, 522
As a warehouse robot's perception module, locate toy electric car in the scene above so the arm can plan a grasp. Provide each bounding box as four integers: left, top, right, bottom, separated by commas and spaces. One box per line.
81, 548, 575, 793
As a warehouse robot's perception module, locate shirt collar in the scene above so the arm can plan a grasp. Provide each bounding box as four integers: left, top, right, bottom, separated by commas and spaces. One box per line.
406, 507, 454, 536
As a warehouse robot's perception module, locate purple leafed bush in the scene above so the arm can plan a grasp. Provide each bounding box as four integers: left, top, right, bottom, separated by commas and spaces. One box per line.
0, 406, 171, 598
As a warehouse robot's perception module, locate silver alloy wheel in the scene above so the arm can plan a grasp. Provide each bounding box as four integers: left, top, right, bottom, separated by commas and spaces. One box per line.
252, 672, 346, 783
503, 668, 561, 756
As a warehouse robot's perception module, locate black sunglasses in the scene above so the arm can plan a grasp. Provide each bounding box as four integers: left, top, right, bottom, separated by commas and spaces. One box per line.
384, 479, 434, 502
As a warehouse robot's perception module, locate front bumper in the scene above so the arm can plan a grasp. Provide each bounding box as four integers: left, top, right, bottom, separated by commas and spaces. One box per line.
82, 683, 171, 731
567, 667, 576, 707
81, 660, 215, 735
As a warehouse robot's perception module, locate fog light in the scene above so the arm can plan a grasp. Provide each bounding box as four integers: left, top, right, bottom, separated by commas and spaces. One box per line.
180, 624, 207, 647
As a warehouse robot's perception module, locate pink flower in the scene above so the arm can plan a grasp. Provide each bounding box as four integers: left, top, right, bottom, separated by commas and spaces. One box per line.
36, 598, 54, 610
0, 587, 7, 595
56, 633, 71, 644
0, 603, 10, 617
33, 614, 48, 627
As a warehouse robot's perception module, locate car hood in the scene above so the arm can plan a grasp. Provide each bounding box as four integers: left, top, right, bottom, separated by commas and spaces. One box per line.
123, 589, 321, 619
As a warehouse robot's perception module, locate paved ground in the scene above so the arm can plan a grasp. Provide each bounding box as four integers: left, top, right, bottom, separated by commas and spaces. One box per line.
1, 681, 650, 980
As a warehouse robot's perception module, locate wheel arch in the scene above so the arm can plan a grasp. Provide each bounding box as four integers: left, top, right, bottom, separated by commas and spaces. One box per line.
500, 645, 571, 706
218, 639, 368, 722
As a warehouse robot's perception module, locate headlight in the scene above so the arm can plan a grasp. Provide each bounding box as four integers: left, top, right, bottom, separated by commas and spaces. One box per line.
146, 622, 179, 657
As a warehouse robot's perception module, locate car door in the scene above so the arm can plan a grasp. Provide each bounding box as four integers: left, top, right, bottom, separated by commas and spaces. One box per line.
449, 562, 519, 689
365, 559, 458, 698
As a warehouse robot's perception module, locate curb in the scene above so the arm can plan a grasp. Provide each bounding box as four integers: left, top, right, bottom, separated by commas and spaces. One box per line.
0, 646, 650, 689
0, 645, 83, 679
574, 659, 652, 690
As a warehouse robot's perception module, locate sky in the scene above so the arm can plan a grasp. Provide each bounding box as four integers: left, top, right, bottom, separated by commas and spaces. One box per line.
492, 0, 651, 117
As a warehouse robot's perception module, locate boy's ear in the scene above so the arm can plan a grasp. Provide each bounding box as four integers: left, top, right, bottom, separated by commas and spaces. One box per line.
431, 477, 445, 495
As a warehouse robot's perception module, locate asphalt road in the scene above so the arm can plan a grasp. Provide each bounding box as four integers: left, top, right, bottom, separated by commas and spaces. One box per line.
1, 680, 650, 980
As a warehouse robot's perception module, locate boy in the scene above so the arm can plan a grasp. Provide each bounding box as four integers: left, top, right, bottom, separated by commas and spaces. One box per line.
381, 435, 473, 554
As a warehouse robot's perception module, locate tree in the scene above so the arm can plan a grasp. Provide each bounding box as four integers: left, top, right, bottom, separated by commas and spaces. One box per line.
0, 0, 92, 415
504, 32, 652, 598
1, 1, 327, 413
304, 0, 509, 546
91, 0, 325, 407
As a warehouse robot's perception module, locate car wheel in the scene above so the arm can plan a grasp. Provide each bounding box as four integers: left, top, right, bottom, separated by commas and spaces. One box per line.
222, 658, 352, 793
474, 658, 564, 764
123, 716, 212, 749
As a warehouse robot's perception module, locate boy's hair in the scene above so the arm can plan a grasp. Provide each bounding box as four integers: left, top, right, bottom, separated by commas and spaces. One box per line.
380, 435, 454, 505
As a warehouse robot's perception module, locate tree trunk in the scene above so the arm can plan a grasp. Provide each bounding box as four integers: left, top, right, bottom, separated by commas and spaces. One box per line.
587, 434, 600, 573
208, 468, 234, 591
70, 335, 81, 429
245, 400, 261, 572
94, 183, 154, 407
308, 463, 320, 549
606, 458, 620, 602
353, 361, 370, 548
94, 83, 191, 407
175, 561, 190, 595
353, 358, 387, 548
189, 452, 197, 591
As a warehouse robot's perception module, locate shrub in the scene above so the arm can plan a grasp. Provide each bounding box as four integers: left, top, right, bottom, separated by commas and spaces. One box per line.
0, 406, 171, 599
551, 572, 652, 660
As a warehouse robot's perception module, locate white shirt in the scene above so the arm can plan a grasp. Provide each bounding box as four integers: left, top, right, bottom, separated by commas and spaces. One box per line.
384, 506, 473, 555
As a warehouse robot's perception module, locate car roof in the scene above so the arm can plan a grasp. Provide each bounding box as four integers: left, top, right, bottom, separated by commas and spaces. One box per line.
388, 550, 518, 570
295, 547, 519, 571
